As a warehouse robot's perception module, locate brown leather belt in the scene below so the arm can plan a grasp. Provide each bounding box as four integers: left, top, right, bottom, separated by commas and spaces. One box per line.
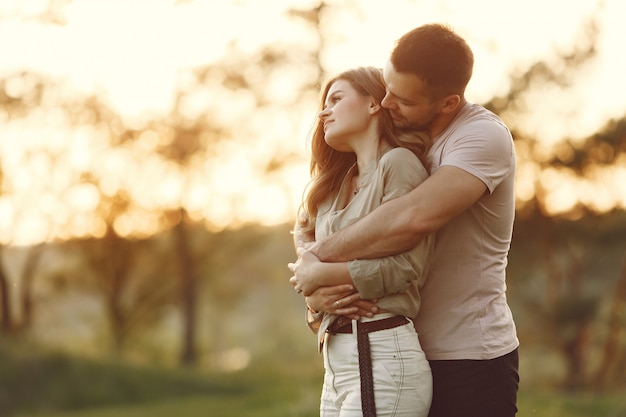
327, 315, 410, 417
327, 315, 409, 335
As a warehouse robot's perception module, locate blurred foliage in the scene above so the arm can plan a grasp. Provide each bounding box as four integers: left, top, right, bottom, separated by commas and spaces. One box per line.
0, 9, 316, 366
485, 16, 626, 222
509, 212, 626, 390
0, 1, 625, 405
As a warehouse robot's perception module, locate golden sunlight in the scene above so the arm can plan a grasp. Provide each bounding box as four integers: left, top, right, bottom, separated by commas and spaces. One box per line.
541, 170, 580, 215
584, 161, 626, 212
1, 0, 626, 245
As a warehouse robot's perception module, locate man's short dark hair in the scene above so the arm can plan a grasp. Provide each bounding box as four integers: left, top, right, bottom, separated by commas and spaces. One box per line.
391, 23, 474, 99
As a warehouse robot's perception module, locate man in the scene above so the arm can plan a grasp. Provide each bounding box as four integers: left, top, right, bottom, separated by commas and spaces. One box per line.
294, 23, 519, 417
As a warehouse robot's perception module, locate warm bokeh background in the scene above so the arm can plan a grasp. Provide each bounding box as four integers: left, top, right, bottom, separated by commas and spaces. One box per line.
1, 1, 625, 416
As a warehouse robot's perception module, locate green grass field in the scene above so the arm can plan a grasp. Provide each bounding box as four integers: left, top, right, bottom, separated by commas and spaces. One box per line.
2, 340, 624, 417
14, 391, 626, 417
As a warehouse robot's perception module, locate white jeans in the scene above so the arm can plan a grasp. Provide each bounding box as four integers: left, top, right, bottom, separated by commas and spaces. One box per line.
321, 314, 432, 417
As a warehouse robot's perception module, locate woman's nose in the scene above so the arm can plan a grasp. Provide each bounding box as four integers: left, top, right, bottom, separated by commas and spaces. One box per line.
318, 108, 330, 120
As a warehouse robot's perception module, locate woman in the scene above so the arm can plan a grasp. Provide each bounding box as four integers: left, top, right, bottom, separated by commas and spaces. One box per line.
289, 67, 433, 417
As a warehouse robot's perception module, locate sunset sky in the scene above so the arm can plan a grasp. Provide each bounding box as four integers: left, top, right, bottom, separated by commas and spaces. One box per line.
1, 0, 625, 245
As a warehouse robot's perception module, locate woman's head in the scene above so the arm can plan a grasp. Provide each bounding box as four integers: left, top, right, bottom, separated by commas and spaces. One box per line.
314, 66, 395, 155
303, 68, 388, 227
298, 67, 430, 233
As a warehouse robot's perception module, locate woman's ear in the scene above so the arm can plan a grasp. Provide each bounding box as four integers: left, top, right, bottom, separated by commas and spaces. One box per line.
369, 101, 381, 115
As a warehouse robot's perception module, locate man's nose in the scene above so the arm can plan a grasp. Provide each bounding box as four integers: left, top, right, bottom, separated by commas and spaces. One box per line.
381, 93, 393, 109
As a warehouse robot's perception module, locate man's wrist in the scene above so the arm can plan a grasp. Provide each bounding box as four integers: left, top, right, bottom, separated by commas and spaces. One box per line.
308, 240, 321, 257
313, 235, 340, 262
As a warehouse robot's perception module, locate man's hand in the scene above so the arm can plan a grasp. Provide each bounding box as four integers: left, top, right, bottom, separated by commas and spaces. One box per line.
306, 285, 379, 320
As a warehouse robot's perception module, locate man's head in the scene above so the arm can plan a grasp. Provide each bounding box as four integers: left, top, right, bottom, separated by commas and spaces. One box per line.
391, 23, 473, 99
381, 23, 474, 136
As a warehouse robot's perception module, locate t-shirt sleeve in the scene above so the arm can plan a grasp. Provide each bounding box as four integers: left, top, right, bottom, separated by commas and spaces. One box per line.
441, 119, 514, 193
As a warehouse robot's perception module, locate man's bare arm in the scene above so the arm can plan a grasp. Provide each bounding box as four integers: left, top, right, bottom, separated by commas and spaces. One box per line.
312, 166, 487, 262
290, 220, 377, 317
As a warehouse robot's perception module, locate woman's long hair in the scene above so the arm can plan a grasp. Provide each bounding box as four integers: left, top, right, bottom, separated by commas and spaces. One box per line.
298, 66, 430, 235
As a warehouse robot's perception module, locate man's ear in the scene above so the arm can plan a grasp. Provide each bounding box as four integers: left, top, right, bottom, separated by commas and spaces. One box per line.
440, 94, 461, 114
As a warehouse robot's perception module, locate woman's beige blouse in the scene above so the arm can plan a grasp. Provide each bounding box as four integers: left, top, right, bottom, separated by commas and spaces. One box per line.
314, 147, 434, 346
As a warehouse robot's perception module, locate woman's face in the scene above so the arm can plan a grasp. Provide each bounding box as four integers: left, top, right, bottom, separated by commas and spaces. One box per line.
318, 79, 373, 152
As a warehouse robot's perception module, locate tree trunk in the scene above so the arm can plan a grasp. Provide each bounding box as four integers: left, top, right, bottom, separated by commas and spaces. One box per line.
0, 247, 13, 334
592, 255, 626, 389
174, 209, 197, 367
542, 226, 594, 389
99, 229, 131, 355
18, 243, 44, 331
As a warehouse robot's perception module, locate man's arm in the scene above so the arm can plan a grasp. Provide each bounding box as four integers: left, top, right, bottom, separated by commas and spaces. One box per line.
290, 220, 378, 318
311, 166, 487, 262
291, 235, 432, 298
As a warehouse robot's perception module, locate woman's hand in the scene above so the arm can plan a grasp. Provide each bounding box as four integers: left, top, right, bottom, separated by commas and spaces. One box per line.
288, 248, 323, 296
289, 246, 357, 296
306, 285, 379, 320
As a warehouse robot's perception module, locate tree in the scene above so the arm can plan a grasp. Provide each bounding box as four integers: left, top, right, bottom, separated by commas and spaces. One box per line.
16, 243, 45, 332
0, 247, 12, 334
0, 72, 50, 335
487, 16, 626, 389
592, 256, 626, 390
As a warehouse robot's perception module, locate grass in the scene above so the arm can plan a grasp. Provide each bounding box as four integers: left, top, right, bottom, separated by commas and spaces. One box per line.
15, 392, 626, 417
0, 339, 321, 417
517, 389, 626, 417
2, 339, 625, 417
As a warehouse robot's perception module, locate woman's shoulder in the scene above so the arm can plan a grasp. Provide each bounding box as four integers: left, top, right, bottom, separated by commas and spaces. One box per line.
380, 147, 424, 169
379, 147, 428, 180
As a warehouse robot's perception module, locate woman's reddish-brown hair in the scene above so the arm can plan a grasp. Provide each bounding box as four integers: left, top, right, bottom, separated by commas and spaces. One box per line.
298, 66, 430, 234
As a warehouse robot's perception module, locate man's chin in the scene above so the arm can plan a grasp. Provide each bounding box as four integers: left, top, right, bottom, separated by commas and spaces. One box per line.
392, 119, 408, 128
395, 120, 426, 133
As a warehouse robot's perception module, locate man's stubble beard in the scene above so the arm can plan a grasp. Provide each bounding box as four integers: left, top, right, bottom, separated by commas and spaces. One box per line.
394, 112, 437, 136
396, 120, 429, 135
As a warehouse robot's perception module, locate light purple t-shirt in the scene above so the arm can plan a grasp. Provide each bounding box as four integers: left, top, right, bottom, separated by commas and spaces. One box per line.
412, 102, 519, 360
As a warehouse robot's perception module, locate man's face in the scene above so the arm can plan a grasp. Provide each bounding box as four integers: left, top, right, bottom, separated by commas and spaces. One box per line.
381, 61, 440, 134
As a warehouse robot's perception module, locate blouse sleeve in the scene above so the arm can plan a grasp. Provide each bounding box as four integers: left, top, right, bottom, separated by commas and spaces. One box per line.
347, 148, 433, 298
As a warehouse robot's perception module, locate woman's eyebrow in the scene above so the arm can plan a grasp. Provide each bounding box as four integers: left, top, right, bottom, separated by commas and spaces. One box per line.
325, 90, 344, 103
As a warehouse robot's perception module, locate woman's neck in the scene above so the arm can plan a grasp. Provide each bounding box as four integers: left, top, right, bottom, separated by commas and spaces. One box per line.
354, 138, 390, 175
346, 119, 388, 174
